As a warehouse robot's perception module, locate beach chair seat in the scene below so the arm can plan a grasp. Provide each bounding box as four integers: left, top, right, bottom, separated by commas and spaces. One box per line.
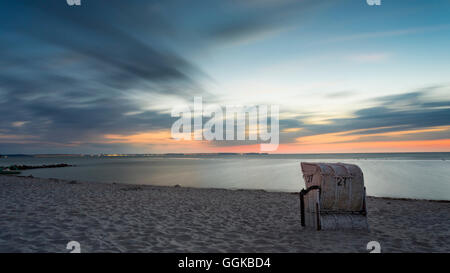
300, 162, 368, 230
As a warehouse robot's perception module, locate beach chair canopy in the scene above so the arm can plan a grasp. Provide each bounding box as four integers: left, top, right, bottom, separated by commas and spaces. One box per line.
301, 162, 365, 211
300, 162, 368, 230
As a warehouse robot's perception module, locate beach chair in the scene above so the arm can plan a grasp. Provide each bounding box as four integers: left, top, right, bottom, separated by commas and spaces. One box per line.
299, 162, 368, 230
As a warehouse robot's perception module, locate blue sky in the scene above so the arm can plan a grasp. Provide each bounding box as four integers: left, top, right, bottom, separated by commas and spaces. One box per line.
0, 0, 449, 154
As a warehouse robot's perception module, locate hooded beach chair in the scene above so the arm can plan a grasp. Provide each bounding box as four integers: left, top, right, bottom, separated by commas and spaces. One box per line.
299, 162, 368, 230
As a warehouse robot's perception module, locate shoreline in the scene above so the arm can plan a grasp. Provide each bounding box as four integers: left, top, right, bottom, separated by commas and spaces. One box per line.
0, 175, 449, 253
15, 174, 450, 203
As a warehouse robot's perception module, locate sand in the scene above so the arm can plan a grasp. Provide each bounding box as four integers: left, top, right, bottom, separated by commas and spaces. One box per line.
0, 175, 448, 253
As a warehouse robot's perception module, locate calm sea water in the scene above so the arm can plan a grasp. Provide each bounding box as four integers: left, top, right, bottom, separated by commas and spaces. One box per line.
1, 153, 449, 200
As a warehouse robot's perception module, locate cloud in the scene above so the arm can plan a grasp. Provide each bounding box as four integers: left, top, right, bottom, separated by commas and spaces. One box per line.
205, 0, 332, 44
282, 128, 302, 133
326, 90, 356, 98
11, 121, 28, 128
348, 53, 390, 63
285, 85, 450, 144
0, 0, 337, 153
1, 2, 449, 153
321, 24, 450, 44
0, 0, 208, 149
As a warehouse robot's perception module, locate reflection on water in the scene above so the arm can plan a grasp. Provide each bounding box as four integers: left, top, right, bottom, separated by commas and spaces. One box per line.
1, 154, 449, 200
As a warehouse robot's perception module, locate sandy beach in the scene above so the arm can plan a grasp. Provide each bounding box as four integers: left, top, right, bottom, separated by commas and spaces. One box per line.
0, 175, 448, 253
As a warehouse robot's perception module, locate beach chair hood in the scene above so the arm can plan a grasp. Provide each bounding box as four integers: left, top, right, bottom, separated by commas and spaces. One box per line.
300, 162, 368, 230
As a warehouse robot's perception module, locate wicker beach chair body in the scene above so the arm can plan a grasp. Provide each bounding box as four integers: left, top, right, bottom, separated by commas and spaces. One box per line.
300, 162, 368, 230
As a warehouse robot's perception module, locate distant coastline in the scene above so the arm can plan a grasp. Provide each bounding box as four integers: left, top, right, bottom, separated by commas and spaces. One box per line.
1, 152, 450, 160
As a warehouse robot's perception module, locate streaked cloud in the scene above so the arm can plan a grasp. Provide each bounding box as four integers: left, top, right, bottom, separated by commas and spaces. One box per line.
1, 1, 450, 153
282, 128, 302, 133
11, 121, 28, 128
348, 53, 390, 63
322, 24, 450, 44
295, 126, 450, 145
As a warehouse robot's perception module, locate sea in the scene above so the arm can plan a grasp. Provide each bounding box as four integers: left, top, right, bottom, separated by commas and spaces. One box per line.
1, 153, 449, 200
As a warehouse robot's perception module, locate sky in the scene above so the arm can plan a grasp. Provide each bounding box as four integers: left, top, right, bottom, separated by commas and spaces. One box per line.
1, 0, 450, 154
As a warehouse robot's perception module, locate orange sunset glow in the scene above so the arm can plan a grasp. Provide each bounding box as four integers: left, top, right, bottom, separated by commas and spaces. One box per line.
97, 125, 450, 154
